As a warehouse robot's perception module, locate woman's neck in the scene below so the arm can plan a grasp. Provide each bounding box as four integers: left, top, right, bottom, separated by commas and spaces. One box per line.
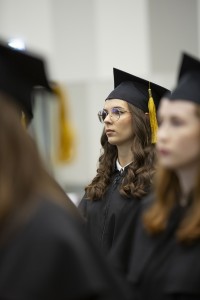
176, 166, 197, 198
117, 146, 133, 168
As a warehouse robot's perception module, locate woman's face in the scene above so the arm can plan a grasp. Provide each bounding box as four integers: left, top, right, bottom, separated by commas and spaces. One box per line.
103, 99, 133, 147
157, 98, 200, 171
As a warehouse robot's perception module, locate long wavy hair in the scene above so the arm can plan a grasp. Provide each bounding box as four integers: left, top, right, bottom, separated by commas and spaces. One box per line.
143, 105, 200, 243
0, 95, 78, 237
85, 103, 156, 200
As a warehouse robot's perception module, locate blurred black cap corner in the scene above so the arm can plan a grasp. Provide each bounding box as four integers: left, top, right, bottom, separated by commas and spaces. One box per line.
0, 40, 53, 121
169, 52, 200, 104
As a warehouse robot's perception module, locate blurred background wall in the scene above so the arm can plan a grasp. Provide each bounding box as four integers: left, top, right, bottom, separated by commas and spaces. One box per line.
0, 0, 199, 202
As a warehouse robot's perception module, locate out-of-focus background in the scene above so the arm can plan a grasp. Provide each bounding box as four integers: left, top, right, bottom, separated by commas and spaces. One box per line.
1, 0, 199, 204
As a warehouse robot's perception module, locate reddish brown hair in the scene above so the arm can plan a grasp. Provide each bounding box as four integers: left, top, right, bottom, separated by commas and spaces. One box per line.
143, 105, 200, 242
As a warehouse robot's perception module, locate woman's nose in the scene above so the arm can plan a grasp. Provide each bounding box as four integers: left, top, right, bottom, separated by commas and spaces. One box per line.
104, 113, 112, 123
157, 124, 169, 141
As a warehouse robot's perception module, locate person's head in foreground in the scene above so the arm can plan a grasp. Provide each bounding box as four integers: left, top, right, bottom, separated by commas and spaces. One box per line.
0, 41, 52, 126
144, 52, 200, 242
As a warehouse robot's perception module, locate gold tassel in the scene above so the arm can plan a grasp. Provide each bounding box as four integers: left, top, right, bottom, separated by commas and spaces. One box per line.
52, 83, 75, 162
148, 83, 158, 144
21, 111, 27, 129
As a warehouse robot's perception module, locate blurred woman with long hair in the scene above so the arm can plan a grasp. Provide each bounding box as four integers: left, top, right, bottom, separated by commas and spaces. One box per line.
128, 52, 200, 300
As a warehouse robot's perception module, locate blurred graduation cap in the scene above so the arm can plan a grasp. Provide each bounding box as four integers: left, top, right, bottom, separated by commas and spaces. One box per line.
0, 41, 53, 122
106, 68, 169, 143
169, 52, 200, 104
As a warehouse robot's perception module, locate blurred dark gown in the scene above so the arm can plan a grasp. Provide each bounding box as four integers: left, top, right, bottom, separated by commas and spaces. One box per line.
127, 194, 200, 300
0, 196, 128, 300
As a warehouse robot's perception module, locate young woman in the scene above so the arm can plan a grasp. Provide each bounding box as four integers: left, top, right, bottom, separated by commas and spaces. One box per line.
128, 52, 200, 300
79, 68, 169, 274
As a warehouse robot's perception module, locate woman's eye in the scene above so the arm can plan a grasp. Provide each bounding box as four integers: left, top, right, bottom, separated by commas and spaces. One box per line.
158, 116, 185, 127
112, 108, 123, 115
111, 108, 120, 115
171, 118, 184, 126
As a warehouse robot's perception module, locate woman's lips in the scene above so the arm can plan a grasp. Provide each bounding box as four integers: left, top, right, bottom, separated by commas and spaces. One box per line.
106, 129, 115, 134
158, 148, 170, 156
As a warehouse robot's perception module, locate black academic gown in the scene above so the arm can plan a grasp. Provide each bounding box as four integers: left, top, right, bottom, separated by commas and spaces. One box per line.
79, 167, 141, 275
127, 195, 200, 300
0, 197, 128, 300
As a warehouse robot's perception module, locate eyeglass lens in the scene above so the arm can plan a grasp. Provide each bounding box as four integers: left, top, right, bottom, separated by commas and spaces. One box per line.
98, 108, 121, 123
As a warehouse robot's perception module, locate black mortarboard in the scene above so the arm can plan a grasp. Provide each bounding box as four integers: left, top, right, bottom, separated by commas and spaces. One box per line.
0, 41, 53, 121
106, 68, 169, 112
169, 52, 200, 104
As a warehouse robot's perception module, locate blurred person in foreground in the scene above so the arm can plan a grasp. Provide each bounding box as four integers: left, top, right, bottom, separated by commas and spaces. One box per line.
0, 41, 79, 217
0, 42, 128, 300
0, 41, 76, 172
127, 52, 200, 299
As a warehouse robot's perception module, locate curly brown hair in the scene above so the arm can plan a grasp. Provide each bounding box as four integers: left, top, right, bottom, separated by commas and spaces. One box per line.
85, 103, 156, 200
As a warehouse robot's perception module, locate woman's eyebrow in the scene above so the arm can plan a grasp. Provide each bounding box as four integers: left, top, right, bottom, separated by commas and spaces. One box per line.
104, 106, 126, 110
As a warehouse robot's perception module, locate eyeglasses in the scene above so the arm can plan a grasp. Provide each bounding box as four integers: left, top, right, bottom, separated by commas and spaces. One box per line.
97, 108, 131, 123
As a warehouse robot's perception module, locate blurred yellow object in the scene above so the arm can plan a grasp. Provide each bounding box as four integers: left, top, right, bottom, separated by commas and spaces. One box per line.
52, 83, 75, 163
148, 83, 158, 144
21, 111, 27, 129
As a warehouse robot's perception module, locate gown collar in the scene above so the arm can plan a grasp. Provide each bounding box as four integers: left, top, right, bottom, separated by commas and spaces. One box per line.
116, 159, 133, 173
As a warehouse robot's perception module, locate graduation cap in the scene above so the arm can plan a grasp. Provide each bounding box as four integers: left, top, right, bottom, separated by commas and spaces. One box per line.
106, 68, 169, 112
169, 52, 200, 104
0, 41, 53, 122
106, 68, 169, 143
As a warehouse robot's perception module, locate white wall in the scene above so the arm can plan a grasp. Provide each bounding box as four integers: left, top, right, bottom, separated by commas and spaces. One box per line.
0, 0, 53, 58
94, 0, 150, 78
50, 0, 97, 81
0, 0, 199, 194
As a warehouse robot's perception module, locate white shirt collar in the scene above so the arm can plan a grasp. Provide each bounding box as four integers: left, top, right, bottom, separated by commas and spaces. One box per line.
116, 159, 133, 172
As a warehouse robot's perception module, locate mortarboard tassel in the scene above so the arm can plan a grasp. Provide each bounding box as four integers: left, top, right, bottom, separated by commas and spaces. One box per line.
148, 83, 158, 144
21, 111, 27, 129
52, 83, 75, 162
